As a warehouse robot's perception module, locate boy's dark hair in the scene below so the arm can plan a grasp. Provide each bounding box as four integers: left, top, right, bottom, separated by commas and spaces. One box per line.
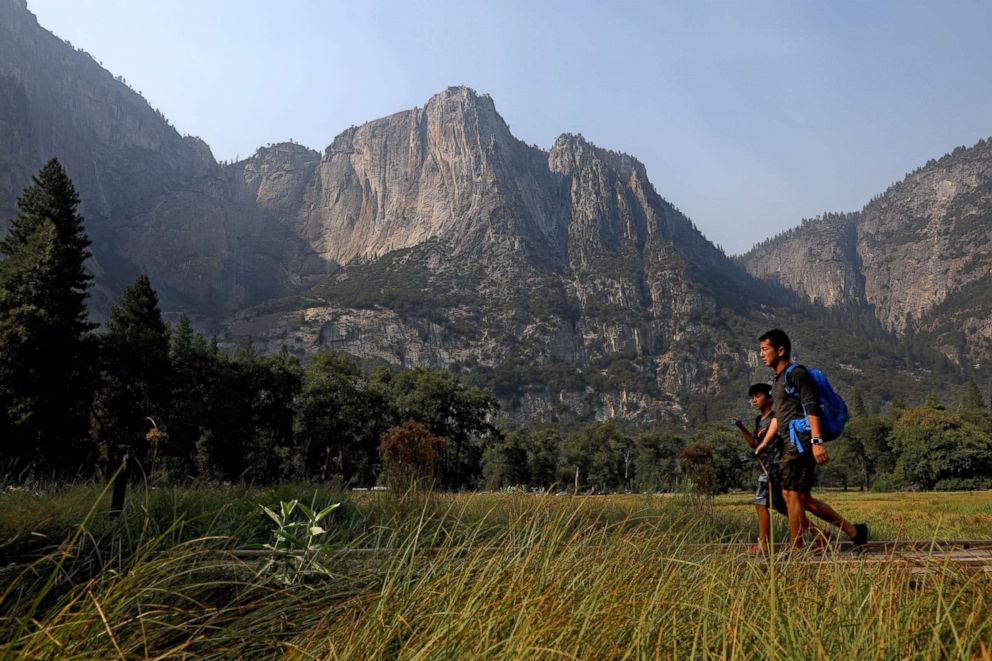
758, 328, 791, 360
748, 383, 772, 397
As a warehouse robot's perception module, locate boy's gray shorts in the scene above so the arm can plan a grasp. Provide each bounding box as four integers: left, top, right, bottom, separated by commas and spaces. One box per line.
754, 473, 784, 510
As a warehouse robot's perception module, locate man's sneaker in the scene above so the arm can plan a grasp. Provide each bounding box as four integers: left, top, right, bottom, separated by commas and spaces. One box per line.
853, 523, 869, 546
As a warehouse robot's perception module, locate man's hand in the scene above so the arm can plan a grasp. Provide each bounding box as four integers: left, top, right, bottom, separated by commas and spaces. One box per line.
812, 444, 830, 465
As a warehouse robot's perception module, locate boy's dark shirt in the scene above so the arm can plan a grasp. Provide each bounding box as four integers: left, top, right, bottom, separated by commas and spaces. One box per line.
753, 413, 782, 466
771, 364, 822, 447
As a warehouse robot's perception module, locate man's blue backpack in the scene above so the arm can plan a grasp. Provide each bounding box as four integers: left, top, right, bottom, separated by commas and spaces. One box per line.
784, 364, 849, 451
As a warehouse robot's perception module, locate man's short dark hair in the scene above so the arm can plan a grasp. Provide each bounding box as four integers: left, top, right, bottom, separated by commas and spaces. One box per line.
759, 328, 791, 360
748, 383, 772, 397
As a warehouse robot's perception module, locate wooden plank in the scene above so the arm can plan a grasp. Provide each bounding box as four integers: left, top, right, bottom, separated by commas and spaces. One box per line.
223, 540, 992, 560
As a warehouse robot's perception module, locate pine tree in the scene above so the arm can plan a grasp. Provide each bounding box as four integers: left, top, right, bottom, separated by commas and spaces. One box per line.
0, 159, 96, 475
165, 313, 214, 476
923, 392, 945, 410
851, 388, 869, 417
957, 378, 988, 428
958, 378, 985, 412
92, 275, 170, 478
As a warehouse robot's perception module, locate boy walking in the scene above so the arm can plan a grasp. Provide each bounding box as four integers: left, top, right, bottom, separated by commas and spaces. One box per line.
758, 328, 868, 550
733, 383, 787, 553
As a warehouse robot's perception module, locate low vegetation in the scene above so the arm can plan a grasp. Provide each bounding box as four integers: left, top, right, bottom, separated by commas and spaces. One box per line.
0, 487, 990, 658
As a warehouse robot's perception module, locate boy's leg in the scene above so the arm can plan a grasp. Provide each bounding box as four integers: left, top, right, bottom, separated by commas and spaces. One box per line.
753, 476, 773, 552
755, 504, 771, 551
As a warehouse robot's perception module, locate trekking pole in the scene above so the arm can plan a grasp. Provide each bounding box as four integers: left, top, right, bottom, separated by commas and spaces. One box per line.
110, 445, 131, 519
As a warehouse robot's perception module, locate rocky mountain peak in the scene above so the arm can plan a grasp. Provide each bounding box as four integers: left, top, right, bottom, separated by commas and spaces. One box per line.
247, 141, 320, 165
0, 0, 30, 24
424, 85, 500, 120
549, 133, 646, 180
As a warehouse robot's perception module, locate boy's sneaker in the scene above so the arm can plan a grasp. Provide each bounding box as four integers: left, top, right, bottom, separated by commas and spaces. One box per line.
810, 531, 832, 554
853, 523, 869, 546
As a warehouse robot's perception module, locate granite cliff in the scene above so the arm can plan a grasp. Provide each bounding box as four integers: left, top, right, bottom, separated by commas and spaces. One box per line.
741, 139, 992, 365
223, 87, 758, 423
0, 0, 328, 314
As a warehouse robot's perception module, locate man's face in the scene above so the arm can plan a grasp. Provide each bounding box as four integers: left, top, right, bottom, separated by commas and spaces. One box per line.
750, 392, 770, 411
758, 339, 782, 367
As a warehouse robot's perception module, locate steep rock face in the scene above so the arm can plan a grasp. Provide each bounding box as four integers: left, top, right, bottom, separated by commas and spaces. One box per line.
741, 139, 992, 352
0, 0, 215, 216
0, 0, 325, 313
857, 141, 992, 333
0, 73, 33, 227
740, 213, 863, 307
221, 96, 754, 423
291, 87, 567, 268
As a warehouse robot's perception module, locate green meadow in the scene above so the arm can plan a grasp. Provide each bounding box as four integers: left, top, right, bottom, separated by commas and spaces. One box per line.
1, 486, 990, 659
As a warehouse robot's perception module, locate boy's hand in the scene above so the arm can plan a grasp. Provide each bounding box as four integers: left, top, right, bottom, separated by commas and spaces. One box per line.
731, 418, 743, 428
812, 444, 830, 465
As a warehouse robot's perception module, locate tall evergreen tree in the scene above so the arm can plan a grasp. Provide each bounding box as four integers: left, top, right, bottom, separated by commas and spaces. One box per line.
0, 159, 95, 475
957, 378, 989, 428
164, 313, 214, 476
92, 275, 170, 478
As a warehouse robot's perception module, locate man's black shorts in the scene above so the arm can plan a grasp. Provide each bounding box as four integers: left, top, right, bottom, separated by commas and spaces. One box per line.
779, 441, 816, 493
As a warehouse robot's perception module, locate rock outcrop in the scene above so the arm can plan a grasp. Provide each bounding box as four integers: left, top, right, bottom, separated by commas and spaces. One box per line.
0, 0, 327, 314
741, 139, 992, 361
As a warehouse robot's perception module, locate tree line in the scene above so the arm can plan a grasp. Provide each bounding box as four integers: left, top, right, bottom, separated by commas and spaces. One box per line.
483, 389, 992, 493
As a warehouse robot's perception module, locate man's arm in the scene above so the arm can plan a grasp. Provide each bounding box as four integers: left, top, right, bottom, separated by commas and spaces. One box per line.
808, 413, 830, 465
755, 417, 778, 454
794, 367, 830, 465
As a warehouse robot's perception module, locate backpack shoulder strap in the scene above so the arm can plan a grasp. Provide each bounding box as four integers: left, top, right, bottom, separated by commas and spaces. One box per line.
784, 363, 800, 396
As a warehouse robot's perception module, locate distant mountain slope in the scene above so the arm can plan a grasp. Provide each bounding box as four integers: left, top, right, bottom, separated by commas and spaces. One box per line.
0, 0, 327, 314
741, 138, 992, 364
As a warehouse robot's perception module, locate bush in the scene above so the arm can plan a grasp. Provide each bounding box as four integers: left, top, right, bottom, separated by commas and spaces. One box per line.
379, 421, 446, 491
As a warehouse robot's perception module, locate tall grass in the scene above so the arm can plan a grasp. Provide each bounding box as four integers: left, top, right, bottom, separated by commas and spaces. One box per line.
0, 488, 990, 658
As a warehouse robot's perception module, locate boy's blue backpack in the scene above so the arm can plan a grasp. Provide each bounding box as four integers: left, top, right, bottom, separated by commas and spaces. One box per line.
784, 364, 849, 451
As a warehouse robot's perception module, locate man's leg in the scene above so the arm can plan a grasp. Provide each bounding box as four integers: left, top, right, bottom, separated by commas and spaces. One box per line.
771, 485, 829, 548
800, 493, 857, 539
782, 489, 808, 548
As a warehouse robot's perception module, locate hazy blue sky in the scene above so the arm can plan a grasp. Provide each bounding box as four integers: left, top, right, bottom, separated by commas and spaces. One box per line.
26, 1, 992, 254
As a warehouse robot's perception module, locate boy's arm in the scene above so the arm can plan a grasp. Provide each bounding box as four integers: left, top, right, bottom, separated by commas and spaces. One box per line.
733, 419, 759, 448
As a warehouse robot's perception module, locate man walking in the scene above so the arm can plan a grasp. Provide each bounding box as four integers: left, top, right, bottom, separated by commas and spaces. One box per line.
758, 329, 868, 550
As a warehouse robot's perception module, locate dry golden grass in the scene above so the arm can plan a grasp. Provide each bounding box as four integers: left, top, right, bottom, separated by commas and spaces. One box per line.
1, 487, 990, 658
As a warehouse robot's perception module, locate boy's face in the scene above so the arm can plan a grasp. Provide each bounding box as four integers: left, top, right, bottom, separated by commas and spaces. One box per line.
750, 392, 771, 411
758, 339, 783, 367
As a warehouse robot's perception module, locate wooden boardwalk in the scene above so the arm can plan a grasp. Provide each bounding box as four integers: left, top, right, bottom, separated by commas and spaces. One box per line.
227, 540, 992, 572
